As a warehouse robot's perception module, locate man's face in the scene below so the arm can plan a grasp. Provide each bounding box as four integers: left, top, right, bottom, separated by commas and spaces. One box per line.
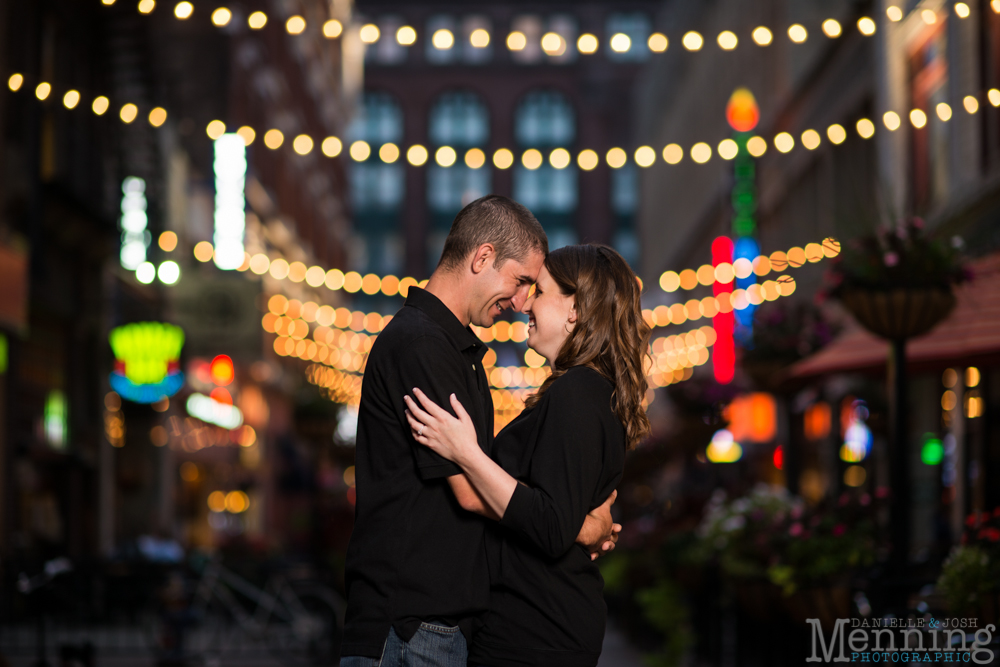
470, 249, 545, 328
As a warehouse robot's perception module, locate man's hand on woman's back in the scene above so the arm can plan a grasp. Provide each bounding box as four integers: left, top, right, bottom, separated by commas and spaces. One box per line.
575, 490, 621, 561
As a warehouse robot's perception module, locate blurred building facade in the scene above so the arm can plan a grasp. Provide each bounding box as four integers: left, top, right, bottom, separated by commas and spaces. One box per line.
633, 0, 1000, 564
0, 0, 357, 593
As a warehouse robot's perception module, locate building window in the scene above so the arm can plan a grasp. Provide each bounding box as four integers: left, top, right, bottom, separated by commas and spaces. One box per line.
612, 163, 638, 216
461, 16, 493, 64
427, 91, 492, 217
605, 13, 651, 62
908, 16, 949, 212
513, 90, 577, 226
348, 92, 405, 274
366, 15, 408, 65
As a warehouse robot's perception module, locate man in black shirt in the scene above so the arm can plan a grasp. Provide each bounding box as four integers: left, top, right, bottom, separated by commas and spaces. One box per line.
341, 196, 618, 667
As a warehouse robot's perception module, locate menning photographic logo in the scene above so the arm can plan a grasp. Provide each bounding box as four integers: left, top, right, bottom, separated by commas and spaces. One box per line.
807, 618, 996, 664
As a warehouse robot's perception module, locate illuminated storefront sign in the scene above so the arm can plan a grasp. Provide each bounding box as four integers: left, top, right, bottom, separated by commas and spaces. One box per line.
109, 322, 185, 403
213, 134, 247, 270
186, 392, 244, 429
119, 177, 149, 270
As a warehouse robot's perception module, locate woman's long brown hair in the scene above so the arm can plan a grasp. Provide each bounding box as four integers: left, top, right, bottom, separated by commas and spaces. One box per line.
524, 244, 652, 449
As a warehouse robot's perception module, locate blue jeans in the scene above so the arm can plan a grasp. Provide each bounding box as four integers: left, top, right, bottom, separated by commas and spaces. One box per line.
340, 623, 467, 667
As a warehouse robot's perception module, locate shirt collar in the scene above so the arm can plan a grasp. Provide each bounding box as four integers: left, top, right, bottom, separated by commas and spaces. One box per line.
405, 287, 487, 361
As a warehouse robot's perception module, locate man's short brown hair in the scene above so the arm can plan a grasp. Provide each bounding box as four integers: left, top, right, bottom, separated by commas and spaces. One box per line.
437, 195, 548, 271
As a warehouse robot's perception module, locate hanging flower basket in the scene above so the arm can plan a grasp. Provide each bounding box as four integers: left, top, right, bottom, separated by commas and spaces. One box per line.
839, 288, 955, 340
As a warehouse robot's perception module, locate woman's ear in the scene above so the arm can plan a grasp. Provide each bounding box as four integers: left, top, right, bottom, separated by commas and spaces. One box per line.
567, 302, 578, 324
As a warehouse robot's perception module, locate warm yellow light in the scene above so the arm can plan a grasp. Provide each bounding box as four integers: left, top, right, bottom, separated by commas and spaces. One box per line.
174, 1, 193, 19
396, 25, 416, 45
857, 17, 877, 35
883, 111, 901, 131
360, 24, 380, 44
7, 73, 23, 92
610, 33, 632, 53
549, 147, 571, 169
718, 138, 738, 160
663, 144, 683, 164
577, 33, 598, 54
407, 144, 429, 166
774, 132, 794, 153
493, 148, 514, 169
843, 465, 866, 487
120, 103, 138, 123
507, 31, 527, 51
148, 107, 167, 127
269, 258, 289, 280
522, 148, 543, 170
286, 15, 306, 35
225, 490, 249, 513
263, 128, 284, 149
324, 20, 343, 39
375, 142, 397, 163
682, 31, 703, 51
211, 7, 231, 26
634, 146, 656, 167
35, 82, 51, 101
541, 32, 566, 56
433, 28, 455, 50
688, 142, 710, 164
801, 129, 821, 149
465, 147, 486, 168
605, 147, 626, 168
922, 9, 937, 24
158, 231, 178, 251
292, 134, 313, 155
193, 241, 214, 262
822, 19, 842, 37
248, 11, 267, 28
966, 367, 981, 388
659, 271, 680, 292
249, 254, 269, 275
351, 140, 371, 161
931, 103, 951, 122
955, 3, 970, 18
856, 118, 875, 138
788, 24, 808, 43
989, 89, 1000, 107
470, 28, 490, 48
206, 120, 226, 140
92, 96, 110, 115
717, 31, 738, 50
63, 90, 80, 109
909, 108, 927, 128
886, 6, 903, 21
102, 0, 116, 4
994, 0, 1000, 14
577, 149, 599, 171
752, 26, 773, 46
436, 145, 457, 167
236, 126, 256, 145
138, 0, 156, 14
827, 123, 846, 144
321, 136, 342, 157
746, 136, 767, 157
648, 33, 668, 52
208, 491, 226, 512
964, 96, 979, 114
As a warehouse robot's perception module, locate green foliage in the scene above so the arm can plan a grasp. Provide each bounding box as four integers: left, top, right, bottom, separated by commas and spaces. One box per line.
937, 509, 1000, 614
636, 578, 692, 667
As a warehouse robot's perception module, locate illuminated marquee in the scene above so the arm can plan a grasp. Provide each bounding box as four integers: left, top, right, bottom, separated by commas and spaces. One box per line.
213, 134, 247, 270
109, 322, 185, 403
119, 177, 149, 270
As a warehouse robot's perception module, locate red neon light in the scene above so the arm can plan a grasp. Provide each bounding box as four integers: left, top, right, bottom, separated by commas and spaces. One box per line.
773, 445, 784, 470
712, 236, 735, 384
210, 354, 235, 386
726, 88, 760, 132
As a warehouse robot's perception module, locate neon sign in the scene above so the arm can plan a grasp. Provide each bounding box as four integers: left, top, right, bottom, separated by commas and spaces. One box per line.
213, 134, 247, 270
109, 322, 185, 404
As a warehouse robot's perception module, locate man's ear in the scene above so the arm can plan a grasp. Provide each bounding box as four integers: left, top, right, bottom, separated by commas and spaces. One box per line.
470, 243, 495, 275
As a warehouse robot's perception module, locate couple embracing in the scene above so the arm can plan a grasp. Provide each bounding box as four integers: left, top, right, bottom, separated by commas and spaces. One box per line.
340, 195, 651, 667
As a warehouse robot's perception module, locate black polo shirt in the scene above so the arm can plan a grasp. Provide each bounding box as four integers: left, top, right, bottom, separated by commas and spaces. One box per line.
341, 287, 494, 658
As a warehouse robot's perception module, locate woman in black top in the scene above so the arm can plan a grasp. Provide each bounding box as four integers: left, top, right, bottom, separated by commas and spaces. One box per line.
404, 244, 651, 667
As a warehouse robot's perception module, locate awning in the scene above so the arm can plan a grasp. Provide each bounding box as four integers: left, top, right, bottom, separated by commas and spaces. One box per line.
790, 252, 1000, 378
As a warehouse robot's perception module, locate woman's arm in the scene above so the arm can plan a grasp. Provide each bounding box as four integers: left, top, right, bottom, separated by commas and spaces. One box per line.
405, 391, 517, 519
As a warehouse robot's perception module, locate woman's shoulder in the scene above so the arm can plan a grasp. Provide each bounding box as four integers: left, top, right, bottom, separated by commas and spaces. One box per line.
544, 366, 614, 403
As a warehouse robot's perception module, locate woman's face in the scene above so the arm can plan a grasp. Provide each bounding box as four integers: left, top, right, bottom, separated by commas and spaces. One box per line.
522, 265, 576, 363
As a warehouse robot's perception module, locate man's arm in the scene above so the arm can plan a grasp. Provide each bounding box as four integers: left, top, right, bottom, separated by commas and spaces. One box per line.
577, 491, 621, 560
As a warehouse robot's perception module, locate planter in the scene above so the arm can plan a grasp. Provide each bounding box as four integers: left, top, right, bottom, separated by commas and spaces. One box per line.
839, 288, 955, 340
781, 586, 852, 631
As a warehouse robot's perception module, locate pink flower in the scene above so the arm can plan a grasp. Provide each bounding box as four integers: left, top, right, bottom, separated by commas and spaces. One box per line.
833, 524, 847, 537
884, 252, 899, 267
860, 493, 871, 506
789, 523, 803, 537
912, 217, 925, 229
875, 487, 890, 499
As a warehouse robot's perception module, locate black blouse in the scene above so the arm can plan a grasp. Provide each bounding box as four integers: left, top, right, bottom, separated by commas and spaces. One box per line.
470, 365, 626, 667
